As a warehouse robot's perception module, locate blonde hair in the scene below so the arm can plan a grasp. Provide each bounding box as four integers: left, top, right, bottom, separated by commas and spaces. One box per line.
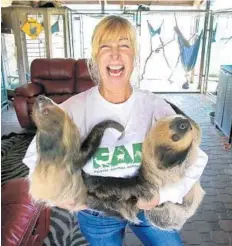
88, 15, 139, 85
91, 15, 137, 62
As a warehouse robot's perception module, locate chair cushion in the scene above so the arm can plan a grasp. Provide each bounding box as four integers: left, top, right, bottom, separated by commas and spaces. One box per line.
31, 59, 76, 94
75, 59, 91, 79
74, 59, 95, 93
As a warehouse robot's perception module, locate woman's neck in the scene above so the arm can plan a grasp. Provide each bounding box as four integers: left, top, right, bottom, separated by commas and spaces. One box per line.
98, 85, 133, 104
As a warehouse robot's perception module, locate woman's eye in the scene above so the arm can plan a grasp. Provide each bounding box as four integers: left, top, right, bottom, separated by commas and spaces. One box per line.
100, 45, 109, 49
120, 44, 129, 48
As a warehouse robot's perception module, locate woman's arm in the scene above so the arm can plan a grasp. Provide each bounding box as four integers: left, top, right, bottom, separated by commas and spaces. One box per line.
137, 147, 208, 208
158, 147, 208, 204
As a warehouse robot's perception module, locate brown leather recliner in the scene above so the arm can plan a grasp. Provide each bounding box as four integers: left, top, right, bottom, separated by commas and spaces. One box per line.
1, 178, 50, 246
13, 58, 95, 128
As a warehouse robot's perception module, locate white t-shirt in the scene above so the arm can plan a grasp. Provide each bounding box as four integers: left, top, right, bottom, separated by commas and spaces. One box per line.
23, 86, 208, 204
71, 86, 174, 177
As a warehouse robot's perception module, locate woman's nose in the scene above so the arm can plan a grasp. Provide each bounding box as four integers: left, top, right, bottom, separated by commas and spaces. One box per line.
111, 48, 119, 59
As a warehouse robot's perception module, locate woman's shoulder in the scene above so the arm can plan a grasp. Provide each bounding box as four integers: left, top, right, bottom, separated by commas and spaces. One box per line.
60, 86, 97, 108
134, 88, 175, 117
134, 88, 168, 105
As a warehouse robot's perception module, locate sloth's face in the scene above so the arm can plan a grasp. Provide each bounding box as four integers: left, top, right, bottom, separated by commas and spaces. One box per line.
152, 115, 195, 146
150, 115, 201, 169
168, 116, 192, 142
32, 95, 65, 134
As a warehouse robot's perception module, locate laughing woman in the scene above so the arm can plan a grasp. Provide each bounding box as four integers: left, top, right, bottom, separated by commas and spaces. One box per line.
23, 15, 208, 246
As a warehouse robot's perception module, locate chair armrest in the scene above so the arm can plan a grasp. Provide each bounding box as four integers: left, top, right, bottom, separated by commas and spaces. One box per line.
13, 96, 33, 128
15, 83, 44, 97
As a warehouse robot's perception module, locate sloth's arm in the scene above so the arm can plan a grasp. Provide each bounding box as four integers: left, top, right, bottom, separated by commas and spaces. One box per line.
158, 147, 208, 205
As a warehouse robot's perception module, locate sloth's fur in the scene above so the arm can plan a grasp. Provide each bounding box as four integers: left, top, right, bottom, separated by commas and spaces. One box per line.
29, 95, 124, 210
83, 114, 205, 230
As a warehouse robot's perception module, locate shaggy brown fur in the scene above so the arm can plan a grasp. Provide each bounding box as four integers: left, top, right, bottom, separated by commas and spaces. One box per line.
83, 114, 205, 229
29, 95, 124, 210
142, 115, 205, 230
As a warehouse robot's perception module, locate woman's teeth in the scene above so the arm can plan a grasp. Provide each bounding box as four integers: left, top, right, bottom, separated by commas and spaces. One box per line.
108, 65, 123, 70
107, 65, 124, 77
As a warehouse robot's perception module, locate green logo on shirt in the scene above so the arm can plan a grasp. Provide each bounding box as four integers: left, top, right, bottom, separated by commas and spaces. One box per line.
93, 143, 142, 168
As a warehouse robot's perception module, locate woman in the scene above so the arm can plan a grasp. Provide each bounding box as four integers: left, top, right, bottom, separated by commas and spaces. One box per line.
23, 15, 208, 246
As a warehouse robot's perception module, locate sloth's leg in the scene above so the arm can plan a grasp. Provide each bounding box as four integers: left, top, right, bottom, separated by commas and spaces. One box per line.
146, 183, 204, 230
182, 182, 205, 218
146, 203, 188, 230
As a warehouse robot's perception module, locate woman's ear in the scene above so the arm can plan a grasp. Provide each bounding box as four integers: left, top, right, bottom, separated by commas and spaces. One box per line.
87, 58, 100, 85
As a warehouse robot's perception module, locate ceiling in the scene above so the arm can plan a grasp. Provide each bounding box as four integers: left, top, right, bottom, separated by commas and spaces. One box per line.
64, 0, 204, 7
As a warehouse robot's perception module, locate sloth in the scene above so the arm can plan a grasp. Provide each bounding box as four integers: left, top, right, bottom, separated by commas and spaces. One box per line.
82, 114, 205, 230
29, 95, 124, 210
141, 115, 205, 230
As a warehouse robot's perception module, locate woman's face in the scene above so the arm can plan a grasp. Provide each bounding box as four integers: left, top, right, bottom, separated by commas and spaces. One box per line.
96, 38, 135, 90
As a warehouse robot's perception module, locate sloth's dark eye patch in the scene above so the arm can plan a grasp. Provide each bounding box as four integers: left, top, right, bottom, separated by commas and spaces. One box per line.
156, 145, 191, 168
170, 117, 191, 136
172, 134, 180, 141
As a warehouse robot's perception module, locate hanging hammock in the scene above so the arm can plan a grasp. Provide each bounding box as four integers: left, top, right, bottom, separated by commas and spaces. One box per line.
141, 20, 175, 80
174, 26, 203, 73
147, 20, 163, 37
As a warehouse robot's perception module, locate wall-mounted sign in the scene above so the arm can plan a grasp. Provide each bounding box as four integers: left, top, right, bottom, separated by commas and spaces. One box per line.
21, 17, 44, 39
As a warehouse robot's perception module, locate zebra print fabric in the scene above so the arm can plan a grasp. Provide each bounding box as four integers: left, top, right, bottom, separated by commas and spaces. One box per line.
1, 132, 88, 246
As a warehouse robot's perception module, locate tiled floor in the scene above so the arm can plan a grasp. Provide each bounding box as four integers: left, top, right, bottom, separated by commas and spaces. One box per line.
1, 102, 28, 137
1, 94, 232, 246
159, 94, 232, 246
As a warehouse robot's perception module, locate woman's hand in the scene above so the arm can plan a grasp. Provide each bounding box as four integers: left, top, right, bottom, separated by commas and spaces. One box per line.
136, 195, 160, 210
55, 200, 88, 211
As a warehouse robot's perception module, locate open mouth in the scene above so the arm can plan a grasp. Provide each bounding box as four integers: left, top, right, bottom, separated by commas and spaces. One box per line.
107, 65, 124, 77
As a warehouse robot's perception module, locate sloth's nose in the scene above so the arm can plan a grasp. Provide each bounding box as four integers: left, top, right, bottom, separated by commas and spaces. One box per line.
176, 118, 191, 132
37, 95, 46, 102
36, 95, 53, 105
